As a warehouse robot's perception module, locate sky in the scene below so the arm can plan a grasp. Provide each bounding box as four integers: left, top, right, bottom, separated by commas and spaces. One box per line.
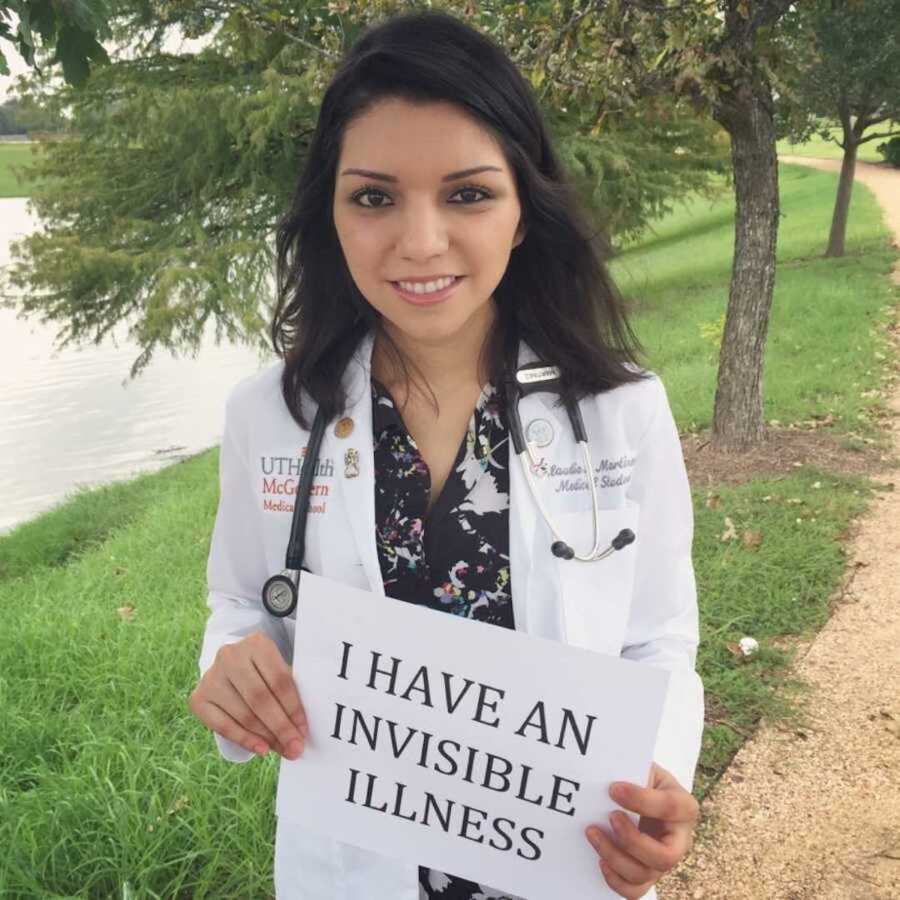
0, 49, 30, 102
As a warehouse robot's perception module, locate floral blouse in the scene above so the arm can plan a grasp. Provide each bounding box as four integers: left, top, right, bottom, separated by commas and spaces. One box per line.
370, 377, 527, 900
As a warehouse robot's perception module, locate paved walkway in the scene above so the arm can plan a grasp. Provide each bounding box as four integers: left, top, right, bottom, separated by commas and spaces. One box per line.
659, 157, 900, 899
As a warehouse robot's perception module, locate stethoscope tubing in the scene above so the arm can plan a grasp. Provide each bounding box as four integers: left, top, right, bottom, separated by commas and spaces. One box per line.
263, 362, 634, 616
505, 376, 606, 562
284, 402, 329, 571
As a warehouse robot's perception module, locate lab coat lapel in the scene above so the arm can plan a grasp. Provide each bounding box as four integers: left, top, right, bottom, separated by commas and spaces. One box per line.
330, 330, 386, 599
506, 344, 640, 650
507, 341, 568, 639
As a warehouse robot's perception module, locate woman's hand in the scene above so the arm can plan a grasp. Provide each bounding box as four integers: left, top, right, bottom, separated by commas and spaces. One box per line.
188, 631, 309, 759
584, 762, 700, 899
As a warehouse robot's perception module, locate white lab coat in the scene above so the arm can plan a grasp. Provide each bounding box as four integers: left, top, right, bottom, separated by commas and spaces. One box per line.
199, 329, 705, 900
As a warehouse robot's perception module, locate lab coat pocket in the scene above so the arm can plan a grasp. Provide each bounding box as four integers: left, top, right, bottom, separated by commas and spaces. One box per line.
557, 498, 640, 656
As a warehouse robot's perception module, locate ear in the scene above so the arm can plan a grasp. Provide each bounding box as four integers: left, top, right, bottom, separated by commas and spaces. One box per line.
513, 218, 527, 249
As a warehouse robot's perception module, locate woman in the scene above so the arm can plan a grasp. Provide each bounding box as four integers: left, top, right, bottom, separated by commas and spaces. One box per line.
189, 9, 704, 900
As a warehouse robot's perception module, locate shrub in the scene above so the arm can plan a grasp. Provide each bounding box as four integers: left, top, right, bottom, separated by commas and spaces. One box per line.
876, 136, 900, 167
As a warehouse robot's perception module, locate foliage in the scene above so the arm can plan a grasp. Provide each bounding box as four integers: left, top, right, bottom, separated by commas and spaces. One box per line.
0, 93, 66, 132
777, 0, 900, 152
0, 0, 111, 86
3, 0, 727, 378
877, 135, 900, 166
0, 96, 20, 132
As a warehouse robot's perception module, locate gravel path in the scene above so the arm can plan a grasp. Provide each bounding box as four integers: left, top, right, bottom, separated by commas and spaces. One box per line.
658, 157, 900, 900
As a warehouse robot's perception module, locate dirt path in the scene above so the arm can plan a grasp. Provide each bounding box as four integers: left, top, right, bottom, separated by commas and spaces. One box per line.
658, 157, 900, 900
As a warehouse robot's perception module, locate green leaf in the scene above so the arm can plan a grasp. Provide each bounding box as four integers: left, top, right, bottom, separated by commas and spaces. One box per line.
28, 0, 59, 43
52, 24, 109, 87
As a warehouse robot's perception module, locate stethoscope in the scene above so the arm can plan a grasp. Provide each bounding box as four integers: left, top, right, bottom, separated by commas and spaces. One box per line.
261, 360, 636, 618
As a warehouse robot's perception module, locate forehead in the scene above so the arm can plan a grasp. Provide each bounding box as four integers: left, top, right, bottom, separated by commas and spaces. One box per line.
337, 98, 507, 175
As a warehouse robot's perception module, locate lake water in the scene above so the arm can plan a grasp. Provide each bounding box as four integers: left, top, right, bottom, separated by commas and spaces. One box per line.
0, 197, 277, 535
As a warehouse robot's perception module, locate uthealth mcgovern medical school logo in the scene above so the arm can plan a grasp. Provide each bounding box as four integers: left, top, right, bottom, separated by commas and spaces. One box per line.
259, 447, 334, 514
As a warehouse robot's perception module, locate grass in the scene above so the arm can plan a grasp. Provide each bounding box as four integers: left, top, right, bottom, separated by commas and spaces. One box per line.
1, 161, 898, 896
0, 451, 279, 898
0, 143, 44, 198
612, 164, 897, 444
687, 467, 879, 784
776, 125, 886, 163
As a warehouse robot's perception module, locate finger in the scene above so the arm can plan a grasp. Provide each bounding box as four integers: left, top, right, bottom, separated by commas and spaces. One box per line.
228, 660, 304, 758
607, 810, 685, 873
585, 825, 663, 887
193, 696, 271, 756
206, 678, 285, 754
611, 782, 698, 823
251, 643, 309, 738
598, 856, 657, 900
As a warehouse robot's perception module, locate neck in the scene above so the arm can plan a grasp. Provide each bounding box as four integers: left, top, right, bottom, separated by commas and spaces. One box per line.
372, 301, 497, 402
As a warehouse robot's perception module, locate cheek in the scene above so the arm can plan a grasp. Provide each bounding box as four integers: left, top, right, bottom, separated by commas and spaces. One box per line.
335, 221, 380, 272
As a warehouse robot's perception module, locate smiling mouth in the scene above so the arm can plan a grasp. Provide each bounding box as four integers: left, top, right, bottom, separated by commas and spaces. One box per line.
391, 275, 463, 294
389, 275, 465, 304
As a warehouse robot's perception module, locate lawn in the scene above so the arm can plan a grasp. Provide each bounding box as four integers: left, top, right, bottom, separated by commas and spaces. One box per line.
776, 124, 887, 163
0, 143, 43, 198
0, 162, 897, 897
612, 164, 897, 443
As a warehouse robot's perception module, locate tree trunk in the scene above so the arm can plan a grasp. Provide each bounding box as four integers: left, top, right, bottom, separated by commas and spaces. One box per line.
825, 140, 857, 257
711, 82, 780, 451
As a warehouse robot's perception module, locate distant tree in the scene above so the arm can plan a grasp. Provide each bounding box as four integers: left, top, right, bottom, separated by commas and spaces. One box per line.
0, 93, 66, 132
780, 0, 900, 257
530, 0, 796, 450
0, 1, 110, 87
0, 97, 23, 132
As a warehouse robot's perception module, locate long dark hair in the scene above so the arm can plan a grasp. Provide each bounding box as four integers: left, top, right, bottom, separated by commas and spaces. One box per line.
272, 8, 649, 430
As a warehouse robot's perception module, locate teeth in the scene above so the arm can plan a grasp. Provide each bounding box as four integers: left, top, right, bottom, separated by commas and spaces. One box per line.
397, 276, 456, 294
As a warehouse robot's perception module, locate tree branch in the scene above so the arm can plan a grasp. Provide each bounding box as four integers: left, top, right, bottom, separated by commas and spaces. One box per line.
751, 0, 796, 32
857, 129, 900, 146
865, 114, 899, 128
189, 0, 341, 61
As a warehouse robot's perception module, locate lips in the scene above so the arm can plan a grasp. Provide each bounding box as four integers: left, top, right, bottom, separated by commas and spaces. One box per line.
389, 275, 464, 306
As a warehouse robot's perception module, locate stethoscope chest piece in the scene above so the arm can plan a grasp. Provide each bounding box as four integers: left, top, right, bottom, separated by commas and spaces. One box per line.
262, 570, 300, 617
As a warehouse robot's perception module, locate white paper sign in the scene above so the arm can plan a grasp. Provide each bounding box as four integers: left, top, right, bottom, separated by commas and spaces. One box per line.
276, 572, 670, 900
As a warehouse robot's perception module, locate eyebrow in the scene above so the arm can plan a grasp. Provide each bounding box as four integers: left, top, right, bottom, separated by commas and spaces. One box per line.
339, 165, 504, 183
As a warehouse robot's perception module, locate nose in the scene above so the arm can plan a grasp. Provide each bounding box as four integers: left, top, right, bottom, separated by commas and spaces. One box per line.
395, 198, 450, 260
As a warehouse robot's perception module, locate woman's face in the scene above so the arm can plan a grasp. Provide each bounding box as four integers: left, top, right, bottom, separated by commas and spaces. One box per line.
332, 97, 526, 350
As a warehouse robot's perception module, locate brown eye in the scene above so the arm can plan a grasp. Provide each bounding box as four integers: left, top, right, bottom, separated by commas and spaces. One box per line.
352, 187, 392, 209
350, 183, 493, 209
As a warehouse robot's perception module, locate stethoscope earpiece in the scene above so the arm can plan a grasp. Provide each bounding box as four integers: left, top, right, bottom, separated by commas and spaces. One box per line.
551, 541, 575, 560
553, 529, 634, 562
612, 528, 636, 551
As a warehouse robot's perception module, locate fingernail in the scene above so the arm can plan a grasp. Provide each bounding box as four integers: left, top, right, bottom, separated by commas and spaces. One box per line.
610, 782, 625, 801
609, 812, 621, 834
586, 826, 601, 843
253, 742, 268, 756
286, 738, 303, 759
